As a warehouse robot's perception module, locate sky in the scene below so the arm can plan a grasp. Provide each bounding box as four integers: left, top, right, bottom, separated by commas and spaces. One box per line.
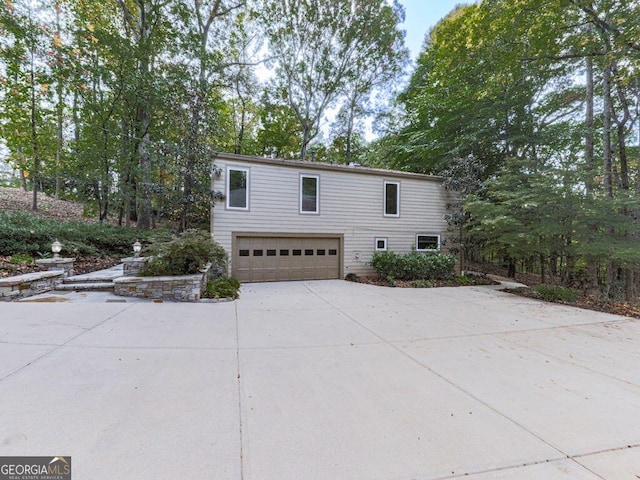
399, 0, 470, 61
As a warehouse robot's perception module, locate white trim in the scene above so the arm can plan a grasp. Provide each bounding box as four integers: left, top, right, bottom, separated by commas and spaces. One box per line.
300, 174, 320, 214
384, 181, 400, 217
374, 237, 388, 251
226, 166, 250, 210
415, 234, 440, 252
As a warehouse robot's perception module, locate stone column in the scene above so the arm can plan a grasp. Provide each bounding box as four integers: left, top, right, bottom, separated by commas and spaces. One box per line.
35, 257, 75, 277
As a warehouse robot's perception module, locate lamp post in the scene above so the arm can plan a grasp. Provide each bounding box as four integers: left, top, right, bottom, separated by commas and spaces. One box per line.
133, 241, 142, 258
52, 240, 62, 259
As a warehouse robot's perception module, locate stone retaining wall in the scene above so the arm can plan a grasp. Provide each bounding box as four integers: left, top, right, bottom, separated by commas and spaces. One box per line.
0, 271, 65, 301
113, 264, 218, 302
121, 257, 151, 276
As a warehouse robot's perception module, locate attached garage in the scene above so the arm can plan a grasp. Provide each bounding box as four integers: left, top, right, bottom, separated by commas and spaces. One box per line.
232, 234, 342, 282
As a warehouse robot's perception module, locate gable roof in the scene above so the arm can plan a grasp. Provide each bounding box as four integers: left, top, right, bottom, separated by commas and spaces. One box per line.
213, 152, 443, 182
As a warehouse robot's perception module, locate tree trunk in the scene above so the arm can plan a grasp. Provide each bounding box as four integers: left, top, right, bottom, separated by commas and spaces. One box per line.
585, 55, 595, 193
300, 123, 311, 160
602, 59, 613, 198
29, 49, 39, 211
54, 6, 63, 199
136, 111, 152, 230
507, 259, 516, 278
135, 14, 153, 230
584, 52, 600, 293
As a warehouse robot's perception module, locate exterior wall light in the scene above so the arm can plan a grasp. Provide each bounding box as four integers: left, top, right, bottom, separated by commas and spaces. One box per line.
133, 241, 142, 257
52, 240, 62, 259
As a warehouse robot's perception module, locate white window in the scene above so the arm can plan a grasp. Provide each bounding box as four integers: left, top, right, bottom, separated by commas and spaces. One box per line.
416, 234, 440, 252
375, 237, 388, 251
226, 167, 249, 210
384, 181, 400, 217
300, 175, 319, 214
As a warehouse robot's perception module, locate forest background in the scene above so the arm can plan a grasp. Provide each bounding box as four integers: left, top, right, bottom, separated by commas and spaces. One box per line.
1, 0, 640, 301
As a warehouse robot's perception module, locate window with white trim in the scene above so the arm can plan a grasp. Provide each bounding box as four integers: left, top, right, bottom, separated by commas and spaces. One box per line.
226, 167, 249, 210
375, 237, 388, 251
384, 181, 399, 217
416, 234, 440, 252
300, 175, 319, 214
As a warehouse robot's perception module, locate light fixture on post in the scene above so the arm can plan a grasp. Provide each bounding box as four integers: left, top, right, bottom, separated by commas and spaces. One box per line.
133, 240, 142, 258
51, 240, 62, 259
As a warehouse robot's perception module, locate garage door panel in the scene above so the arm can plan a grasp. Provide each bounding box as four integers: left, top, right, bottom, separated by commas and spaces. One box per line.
234, 235, 340, 282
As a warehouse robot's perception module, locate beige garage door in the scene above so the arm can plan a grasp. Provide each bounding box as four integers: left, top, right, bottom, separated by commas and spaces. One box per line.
233, 235, 341, 282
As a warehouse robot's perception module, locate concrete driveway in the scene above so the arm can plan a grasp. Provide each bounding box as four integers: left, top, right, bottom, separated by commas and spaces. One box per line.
1, 280, 639, 479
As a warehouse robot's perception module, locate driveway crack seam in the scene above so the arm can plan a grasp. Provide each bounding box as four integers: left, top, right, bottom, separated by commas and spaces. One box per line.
235, 301, 245, 480
0, 304, 136, 383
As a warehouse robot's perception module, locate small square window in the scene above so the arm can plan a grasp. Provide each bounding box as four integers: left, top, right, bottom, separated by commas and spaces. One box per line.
317, 249, 326, 256
304, 249, 314, 256
253, 249, 264, 256
328, 249, 337, 256
416, 234, 440, 252
267, 249, 276, 256
239, 249, 250, 257
293, 249, 302, 256
375, 238, 388, 251
280, 250, 290, 256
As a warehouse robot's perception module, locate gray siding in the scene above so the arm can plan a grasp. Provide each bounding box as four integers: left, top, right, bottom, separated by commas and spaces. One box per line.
211, 154, 453, 277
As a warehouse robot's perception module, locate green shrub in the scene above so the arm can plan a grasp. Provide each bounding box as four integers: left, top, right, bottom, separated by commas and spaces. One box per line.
534, 284, 581, 303
371, 251, 457, 281
141, 230, 227, 276
409, 279, 436, 288
345, 272, 360, 282
0, 210, 161, 257
204, 277, 240, 299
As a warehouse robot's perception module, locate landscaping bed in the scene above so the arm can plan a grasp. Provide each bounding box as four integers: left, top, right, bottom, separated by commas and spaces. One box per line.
351, 274, 498, 288
504, 286, 640, 319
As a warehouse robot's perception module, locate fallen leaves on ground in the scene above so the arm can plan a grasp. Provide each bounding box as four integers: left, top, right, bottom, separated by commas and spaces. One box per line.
504, 287, 640, 319
0, 187, 88, 222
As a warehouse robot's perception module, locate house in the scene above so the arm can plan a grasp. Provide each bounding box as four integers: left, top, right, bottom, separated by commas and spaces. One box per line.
210, 152, 454, 282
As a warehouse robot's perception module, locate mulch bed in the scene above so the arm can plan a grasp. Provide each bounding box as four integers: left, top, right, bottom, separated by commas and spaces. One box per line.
0, 256, 121, 278
351, 275, 499, 288
504, 286, 640, 319
466, 261, 640, 319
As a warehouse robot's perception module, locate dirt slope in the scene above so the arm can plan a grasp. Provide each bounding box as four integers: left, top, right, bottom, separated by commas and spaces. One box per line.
0, 187, 90, 222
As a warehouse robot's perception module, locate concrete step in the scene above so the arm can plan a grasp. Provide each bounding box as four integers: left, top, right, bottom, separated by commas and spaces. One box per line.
62, 276, 117, 284
55, 282, 115, 292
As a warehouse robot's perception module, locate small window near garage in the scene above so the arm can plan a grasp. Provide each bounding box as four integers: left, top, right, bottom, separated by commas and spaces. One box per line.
280, 250, 290, 256
416, 234, 440, 252
267, 249, 276, 256
384, 181, 400, 217
300, 175, 319, 214
239, 249, 250, 257
317, 249, 326, 256
375, 237, 388, 251
293, 249, 302, 256
305, 249, 314, 256
328, 249, 337, 256
226, 167, 249, 210
253, 249, 264, 256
